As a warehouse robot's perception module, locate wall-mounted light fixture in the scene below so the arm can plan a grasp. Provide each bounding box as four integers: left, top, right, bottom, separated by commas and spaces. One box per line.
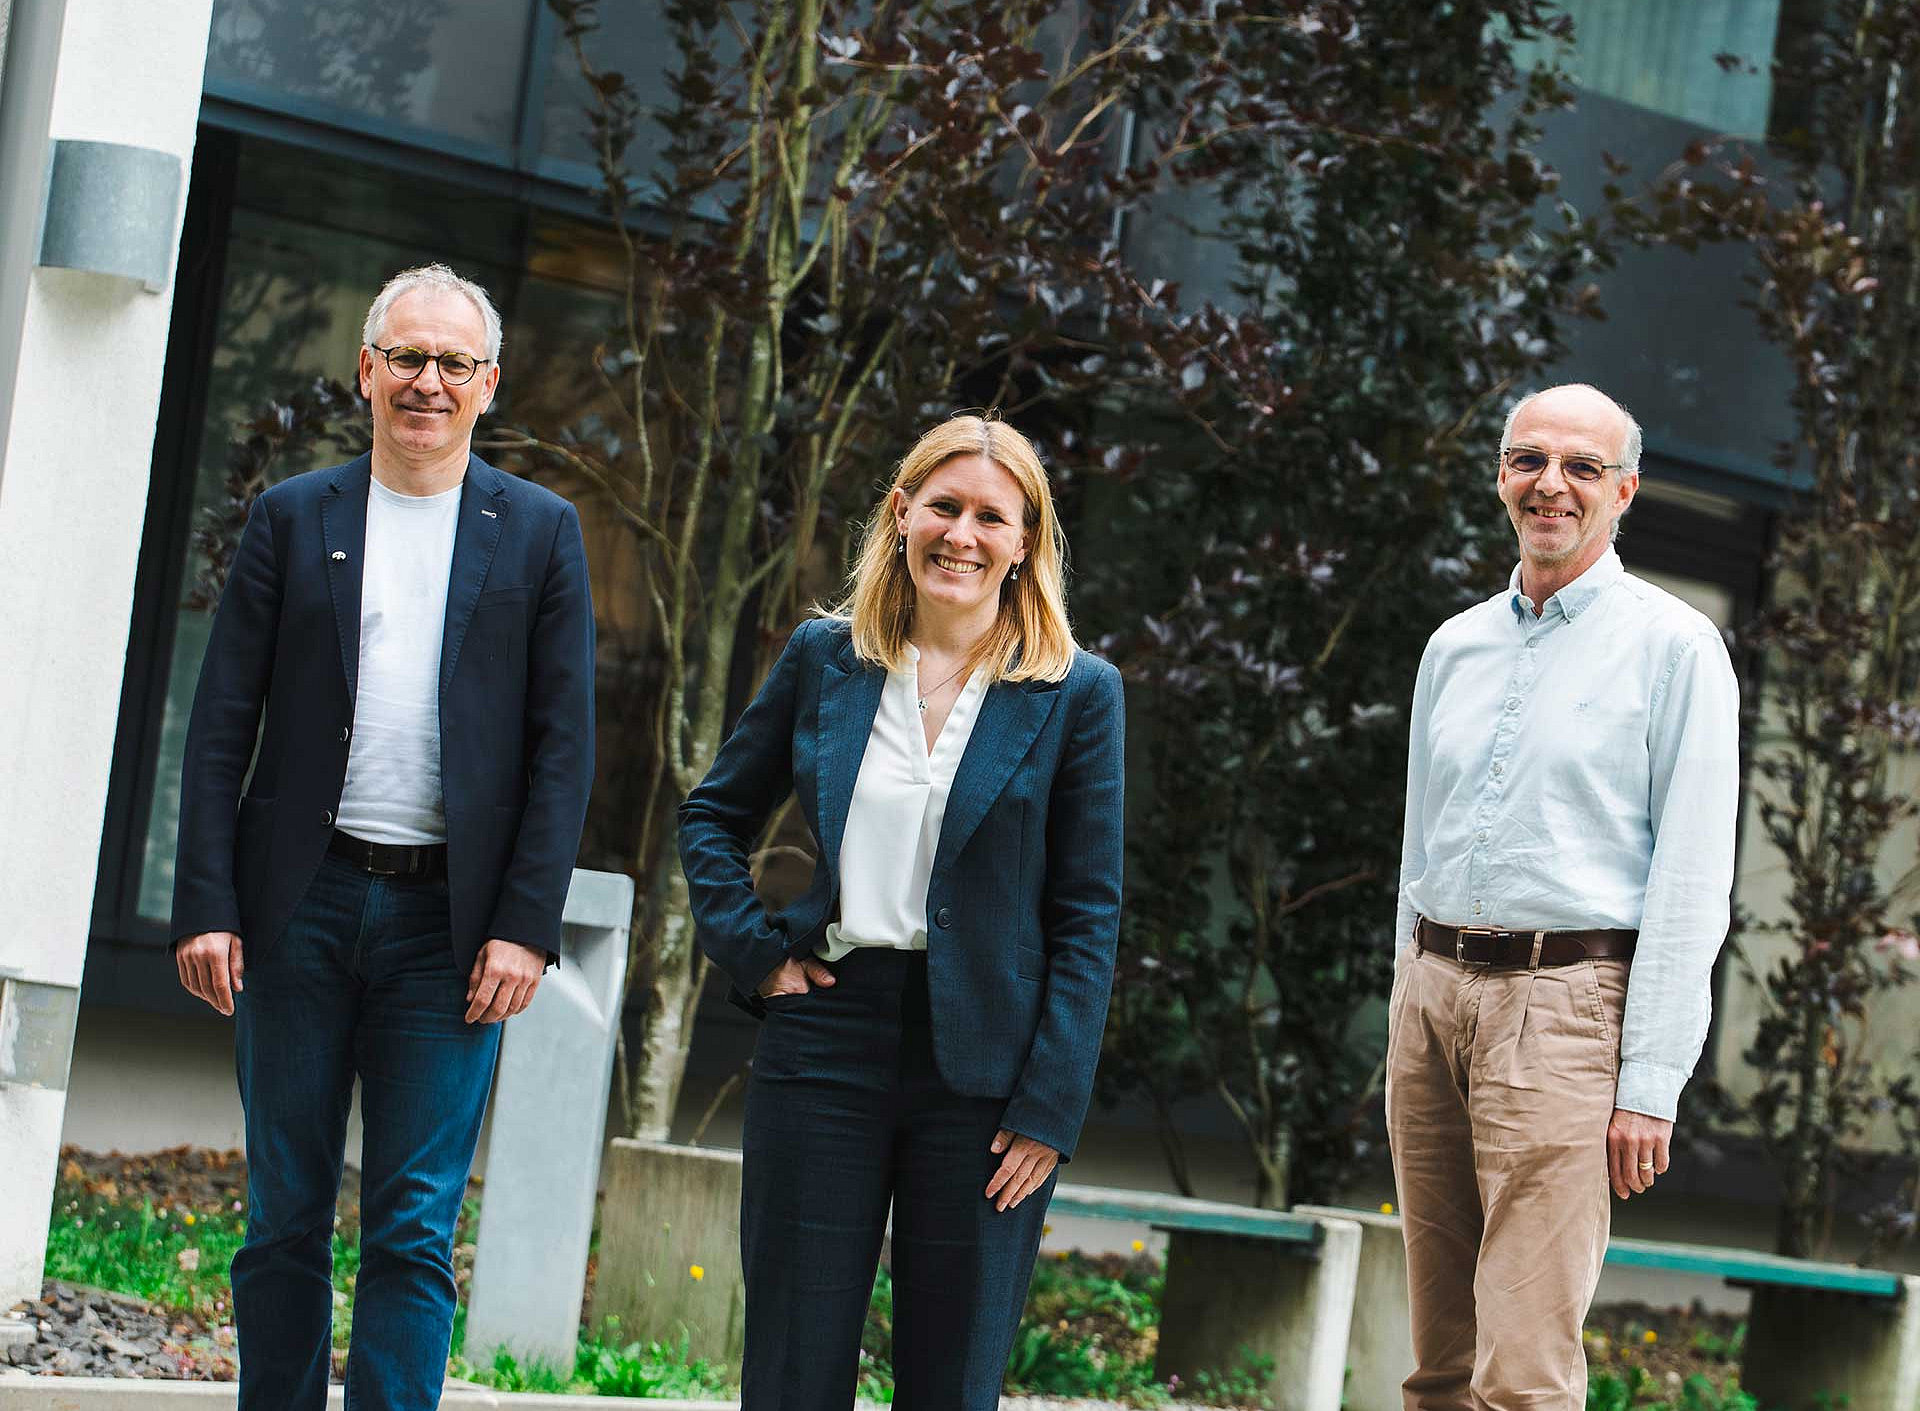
36, 139, 182, 293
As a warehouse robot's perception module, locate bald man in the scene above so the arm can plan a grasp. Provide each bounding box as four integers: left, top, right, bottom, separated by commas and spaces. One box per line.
1386, 385, 1740, 1409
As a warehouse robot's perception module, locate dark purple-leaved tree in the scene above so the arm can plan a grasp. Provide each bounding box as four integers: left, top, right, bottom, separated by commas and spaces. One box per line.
1084, 0, 1618, 1208
522, 0, 1253, 1139
1627, 1, 1920, 1260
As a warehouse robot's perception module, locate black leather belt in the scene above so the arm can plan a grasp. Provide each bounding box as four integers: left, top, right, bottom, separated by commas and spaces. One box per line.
1416, 916, 1637, 968
327, 829, 447, 880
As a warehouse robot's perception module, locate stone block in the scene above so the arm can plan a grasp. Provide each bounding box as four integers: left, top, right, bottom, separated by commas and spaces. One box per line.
1742, 1273, 1920, 1410
1295, 1204, 1412, 1411
590, 1138, 746, 1365
1156, 1216, 1360, 1411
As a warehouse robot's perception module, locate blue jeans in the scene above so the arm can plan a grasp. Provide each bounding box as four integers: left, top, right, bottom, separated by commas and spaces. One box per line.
232, 853, 500, 1411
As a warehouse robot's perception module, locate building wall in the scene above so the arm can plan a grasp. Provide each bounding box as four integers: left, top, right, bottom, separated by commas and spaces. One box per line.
0, 0, 214, 1307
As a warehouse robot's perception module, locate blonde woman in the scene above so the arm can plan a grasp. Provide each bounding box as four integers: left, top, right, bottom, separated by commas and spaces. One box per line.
678, 414, 1125, 1409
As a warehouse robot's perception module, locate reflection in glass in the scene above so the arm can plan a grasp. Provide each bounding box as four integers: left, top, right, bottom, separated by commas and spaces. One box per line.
539, 3, 677, 175
206, 0, 529, 151
1509, 0, 1781, 137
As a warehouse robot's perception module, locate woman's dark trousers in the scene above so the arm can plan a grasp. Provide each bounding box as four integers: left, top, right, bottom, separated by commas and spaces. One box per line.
741, 949, 1053, 1410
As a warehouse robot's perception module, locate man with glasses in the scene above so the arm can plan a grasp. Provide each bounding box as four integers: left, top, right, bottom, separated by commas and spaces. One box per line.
171, 264, 595, 1410
1387, 383, 1739, 1410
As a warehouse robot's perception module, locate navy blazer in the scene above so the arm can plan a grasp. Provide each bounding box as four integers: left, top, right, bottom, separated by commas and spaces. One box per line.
678, 618, 1125, 1159
171, 453, 596, 978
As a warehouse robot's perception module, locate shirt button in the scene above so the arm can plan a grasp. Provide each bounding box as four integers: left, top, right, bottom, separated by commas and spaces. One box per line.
1491, 763, 1504, 777
1505, 698, 1520, 712
1472, 902, 1483, 916
1477, 829, 1488, 842
322, 809, 334, 827
935, 907, 953, 929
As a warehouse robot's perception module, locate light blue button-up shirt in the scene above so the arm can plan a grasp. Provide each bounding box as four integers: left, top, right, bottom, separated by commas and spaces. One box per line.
1395, 549, 1741, 1120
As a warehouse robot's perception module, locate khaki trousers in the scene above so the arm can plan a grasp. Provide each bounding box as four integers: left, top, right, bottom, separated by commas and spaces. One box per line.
1384, 940, 1630, 1411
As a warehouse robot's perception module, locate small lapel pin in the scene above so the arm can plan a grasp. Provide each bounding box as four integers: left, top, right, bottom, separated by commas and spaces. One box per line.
481, 508, 498, 518
330, 551, 346, 561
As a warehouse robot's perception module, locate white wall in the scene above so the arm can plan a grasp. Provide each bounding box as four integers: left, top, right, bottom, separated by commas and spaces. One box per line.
0, 0, 214, 1306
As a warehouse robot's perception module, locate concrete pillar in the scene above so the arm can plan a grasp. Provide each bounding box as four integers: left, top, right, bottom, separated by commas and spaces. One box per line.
0, 0, 213, 1307
591, 1140, 747, 1365
1156, 1218, 1362, 1411
1742, 1275, 1920, 1410
465, 868, 633, 1369
1295, 1205, 1414, 1411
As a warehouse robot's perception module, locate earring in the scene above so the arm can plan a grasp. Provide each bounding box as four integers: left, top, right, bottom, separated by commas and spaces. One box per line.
1009, 562, 1020, 582
897, 535, 906, 554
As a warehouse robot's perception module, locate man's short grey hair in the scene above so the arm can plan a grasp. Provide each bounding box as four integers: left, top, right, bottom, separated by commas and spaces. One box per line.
1499, 383, 1642, 476
362, 263, 503, 363
1499, 383, 1642, 542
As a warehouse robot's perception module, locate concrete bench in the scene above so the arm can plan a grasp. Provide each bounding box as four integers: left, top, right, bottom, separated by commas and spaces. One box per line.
1048, 1185, 1361, 1411
1298, 1205, 1920, 1411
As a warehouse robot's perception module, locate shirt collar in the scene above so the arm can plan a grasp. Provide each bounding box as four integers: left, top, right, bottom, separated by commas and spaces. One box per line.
1508, 548, 1624, 623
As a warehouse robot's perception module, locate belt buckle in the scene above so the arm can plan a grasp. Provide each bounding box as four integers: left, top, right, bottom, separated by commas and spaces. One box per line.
1454, 925, 1498, 966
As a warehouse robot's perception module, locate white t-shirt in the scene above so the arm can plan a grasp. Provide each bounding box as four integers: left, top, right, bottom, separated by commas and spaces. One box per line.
818, 645, 989, 959
336, 477, 462, 844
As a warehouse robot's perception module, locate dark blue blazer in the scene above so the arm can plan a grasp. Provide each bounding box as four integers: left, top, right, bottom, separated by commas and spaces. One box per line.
171, 453, 596, 978
678, 618, 1125, 1159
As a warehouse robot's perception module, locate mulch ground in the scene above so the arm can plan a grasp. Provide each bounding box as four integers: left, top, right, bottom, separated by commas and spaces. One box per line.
1583, 1299, 1747, 1388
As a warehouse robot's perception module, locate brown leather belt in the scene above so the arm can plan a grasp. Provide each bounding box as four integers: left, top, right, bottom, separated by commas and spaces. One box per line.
1416, 916, 1636, 969
328, 829, 447, 881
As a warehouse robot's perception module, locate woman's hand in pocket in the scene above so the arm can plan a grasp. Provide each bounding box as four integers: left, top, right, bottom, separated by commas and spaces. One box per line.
757, 955, 837, 999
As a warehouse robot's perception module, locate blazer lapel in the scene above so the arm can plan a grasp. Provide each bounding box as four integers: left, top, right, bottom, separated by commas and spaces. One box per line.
817, 633, 884, 874
934, 679, 1059, 875
319, 455, 372, 701
439, 455, 509, 699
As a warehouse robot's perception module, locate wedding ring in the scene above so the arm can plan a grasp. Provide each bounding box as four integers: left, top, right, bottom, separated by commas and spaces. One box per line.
1637, 1161, 1655, 1170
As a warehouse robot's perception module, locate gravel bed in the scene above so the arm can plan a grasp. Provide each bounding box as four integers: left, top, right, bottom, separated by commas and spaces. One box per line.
4, 1280, 236, 1380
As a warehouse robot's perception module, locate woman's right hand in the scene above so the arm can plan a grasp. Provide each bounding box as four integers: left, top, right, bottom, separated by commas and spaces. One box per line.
757, 955, 837, 998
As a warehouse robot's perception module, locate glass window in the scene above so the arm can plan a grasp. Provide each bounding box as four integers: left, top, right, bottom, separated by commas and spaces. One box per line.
1511, 1, 1783, 137
538, 5, 678, 181
204, 0, 534, 155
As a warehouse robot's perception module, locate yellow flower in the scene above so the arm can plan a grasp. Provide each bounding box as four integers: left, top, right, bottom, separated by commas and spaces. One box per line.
689, 1265, 705, 1281
1131, 1240, 1145, 1253
1642, 1330, 1657, 1345
1379, 1202, 1395, 1215
183, 1213, 197, 1226
1056, 1250, 1070, 1261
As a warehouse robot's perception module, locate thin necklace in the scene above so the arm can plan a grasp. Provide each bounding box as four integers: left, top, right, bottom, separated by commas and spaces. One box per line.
916, 656, 970, 713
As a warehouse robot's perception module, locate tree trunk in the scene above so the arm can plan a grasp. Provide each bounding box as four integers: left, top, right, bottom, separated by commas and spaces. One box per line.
629, 863, 703, 1140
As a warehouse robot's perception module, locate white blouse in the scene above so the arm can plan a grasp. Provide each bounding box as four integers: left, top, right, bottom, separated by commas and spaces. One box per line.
818, 645, 989, 960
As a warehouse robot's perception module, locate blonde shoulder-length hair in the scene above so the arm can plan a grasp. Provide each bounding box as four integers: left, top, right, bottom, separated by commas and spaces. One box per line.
823, 415, 1077, 683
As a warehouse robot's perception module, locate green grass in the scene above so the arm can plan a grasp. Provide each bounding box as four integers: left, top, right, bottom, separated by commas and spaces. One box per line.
453, 1326, 732, 1398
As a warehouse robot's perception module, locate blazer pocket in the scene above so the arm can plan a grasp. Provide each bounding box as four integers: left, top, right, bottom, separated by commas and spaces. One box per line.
477, 584, 533, 603
1016, 944, 1047, 980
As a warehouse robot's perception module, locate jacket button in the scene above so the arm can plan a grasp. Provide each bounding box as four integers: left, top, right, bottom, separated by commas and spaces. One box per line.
340, 726, 351, 742
935, 907, 952, 928
322, 810, 334, 827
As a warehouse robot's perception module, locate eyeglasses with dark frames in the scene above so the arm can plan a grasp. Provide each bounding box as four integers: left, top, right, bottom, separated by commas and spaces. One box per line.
1501, 447, 1622, 484
368, 343, 490, 386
